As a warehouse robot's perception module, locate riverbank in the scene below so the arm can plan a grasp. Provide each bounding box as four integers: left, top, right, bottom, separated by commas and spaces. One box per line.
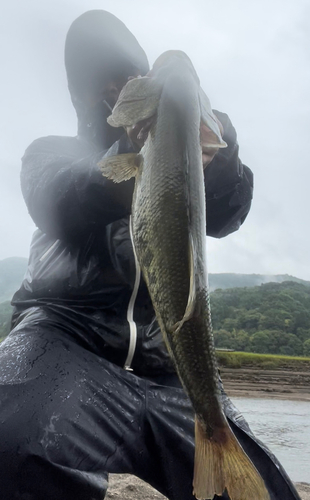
220, 366, 310, 401
106, 474, 310, 500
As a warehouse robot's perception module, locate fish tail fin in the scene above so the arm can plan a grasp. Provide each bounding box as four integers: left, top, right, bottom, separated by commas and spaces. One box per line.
193, 416, 270, 500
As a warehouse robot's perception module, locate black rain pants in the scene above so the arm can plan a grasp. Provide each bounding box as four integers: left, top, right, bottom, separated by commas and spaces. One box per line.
0, 313, 301, 500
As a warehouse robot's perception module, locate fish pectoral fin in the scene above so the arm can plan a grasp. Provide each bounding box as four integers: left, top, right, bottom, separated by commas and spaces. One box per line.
198, 88, 227, 148
108, 77, 162, 127
193, 417, 270, 500
170, 235, 196, 335
98, 153, 140, 183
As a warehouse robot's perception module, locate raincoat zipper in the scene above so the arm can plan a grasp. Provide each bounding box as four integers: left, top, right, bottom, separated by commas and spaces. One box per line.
124, 216, 141, 371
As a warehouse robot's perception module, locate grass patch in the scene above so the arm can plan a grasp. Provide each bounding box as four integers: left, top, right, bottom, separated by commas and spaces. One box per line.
215, 350, 310, 370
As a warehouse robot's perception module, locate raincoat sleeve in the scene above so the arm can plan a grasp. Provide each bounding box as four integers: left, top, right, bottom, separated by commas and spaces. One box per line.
21, 134, 135, 241
204, 110, 253, 238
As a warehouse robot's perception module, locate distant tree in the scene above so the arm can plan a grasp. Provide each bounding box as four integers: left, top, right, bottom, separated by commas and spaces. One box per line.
267, 331, 303, 356
249, 331, 273, 354
294, 311, 310, 330
0, 301, 13, 339
232, 330, 250, 351
221, 317, 239, 331
303, 339, 310, 357
296, 328, 310, 342
238, 311, 262, 332
283, 334, 303, 356
214, 329, 232, 349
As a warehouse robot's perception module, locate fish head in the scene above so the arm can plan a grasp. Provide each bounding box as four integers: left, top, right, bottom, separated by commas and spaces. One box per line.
107, 76, 162, 128
150, 50, 200, 85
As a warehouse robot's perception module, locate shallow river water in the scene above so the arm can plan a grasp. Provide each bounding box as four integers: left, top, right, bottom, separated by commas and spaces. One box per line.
232, 398, 310, 483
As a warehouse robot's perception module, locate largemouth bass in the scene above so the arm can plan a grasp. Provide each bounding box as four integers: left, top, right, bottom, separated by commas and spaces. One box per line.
99, 51, 269, 500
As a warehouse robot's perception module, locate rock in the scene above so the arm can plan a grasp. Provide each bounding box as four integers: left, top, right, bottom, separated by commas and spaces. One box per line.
106, 474, 310, 500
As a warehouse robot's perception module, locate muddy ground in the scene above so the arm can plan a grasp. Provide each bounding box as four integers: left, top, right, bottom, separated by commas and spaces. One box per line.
219, 366, 310, 401
106, 367, 310, 499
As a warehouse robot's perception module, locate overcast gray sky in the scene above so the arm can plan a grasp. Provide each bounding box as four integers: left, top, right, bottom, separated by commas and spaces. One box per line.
1, 0, 309, 279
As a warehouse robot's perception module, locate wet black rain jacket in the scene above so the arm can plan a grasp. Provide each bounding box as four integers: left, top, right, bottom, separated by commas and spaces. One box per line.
11, 10, 253, 377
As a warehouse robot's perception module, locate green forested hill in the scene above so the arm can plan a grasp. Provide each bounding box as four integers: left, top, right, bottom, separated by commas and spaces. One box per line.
208, 273, 310, 291
211, 281, 310, 356
0, 257, 28, 303
0, 301, 13, 340
0, 257, 27, 339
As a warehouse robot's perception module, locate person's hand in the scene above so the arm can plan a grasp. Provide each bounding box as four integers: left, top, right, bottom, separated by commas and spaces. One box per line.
201, 115, 224, 169
126, 117, 154, 151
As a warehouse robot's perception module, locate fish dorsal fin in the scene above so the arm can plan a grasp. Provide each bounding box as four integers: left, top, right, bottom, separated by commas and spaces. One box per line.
171, 234, 196, 334
108, 77, 162, 128
98, 153, 141, 183
198, 87, 227, 148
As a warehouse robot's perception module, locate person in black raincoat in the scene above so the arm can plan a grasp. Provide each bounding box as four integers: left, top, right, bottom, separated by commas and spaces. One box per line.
0, 10, 301, 500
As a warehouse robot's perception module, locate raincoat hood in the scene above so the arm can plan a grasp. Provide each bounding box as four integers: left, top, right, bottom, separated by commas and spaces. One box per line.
65, 10, 149, 148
